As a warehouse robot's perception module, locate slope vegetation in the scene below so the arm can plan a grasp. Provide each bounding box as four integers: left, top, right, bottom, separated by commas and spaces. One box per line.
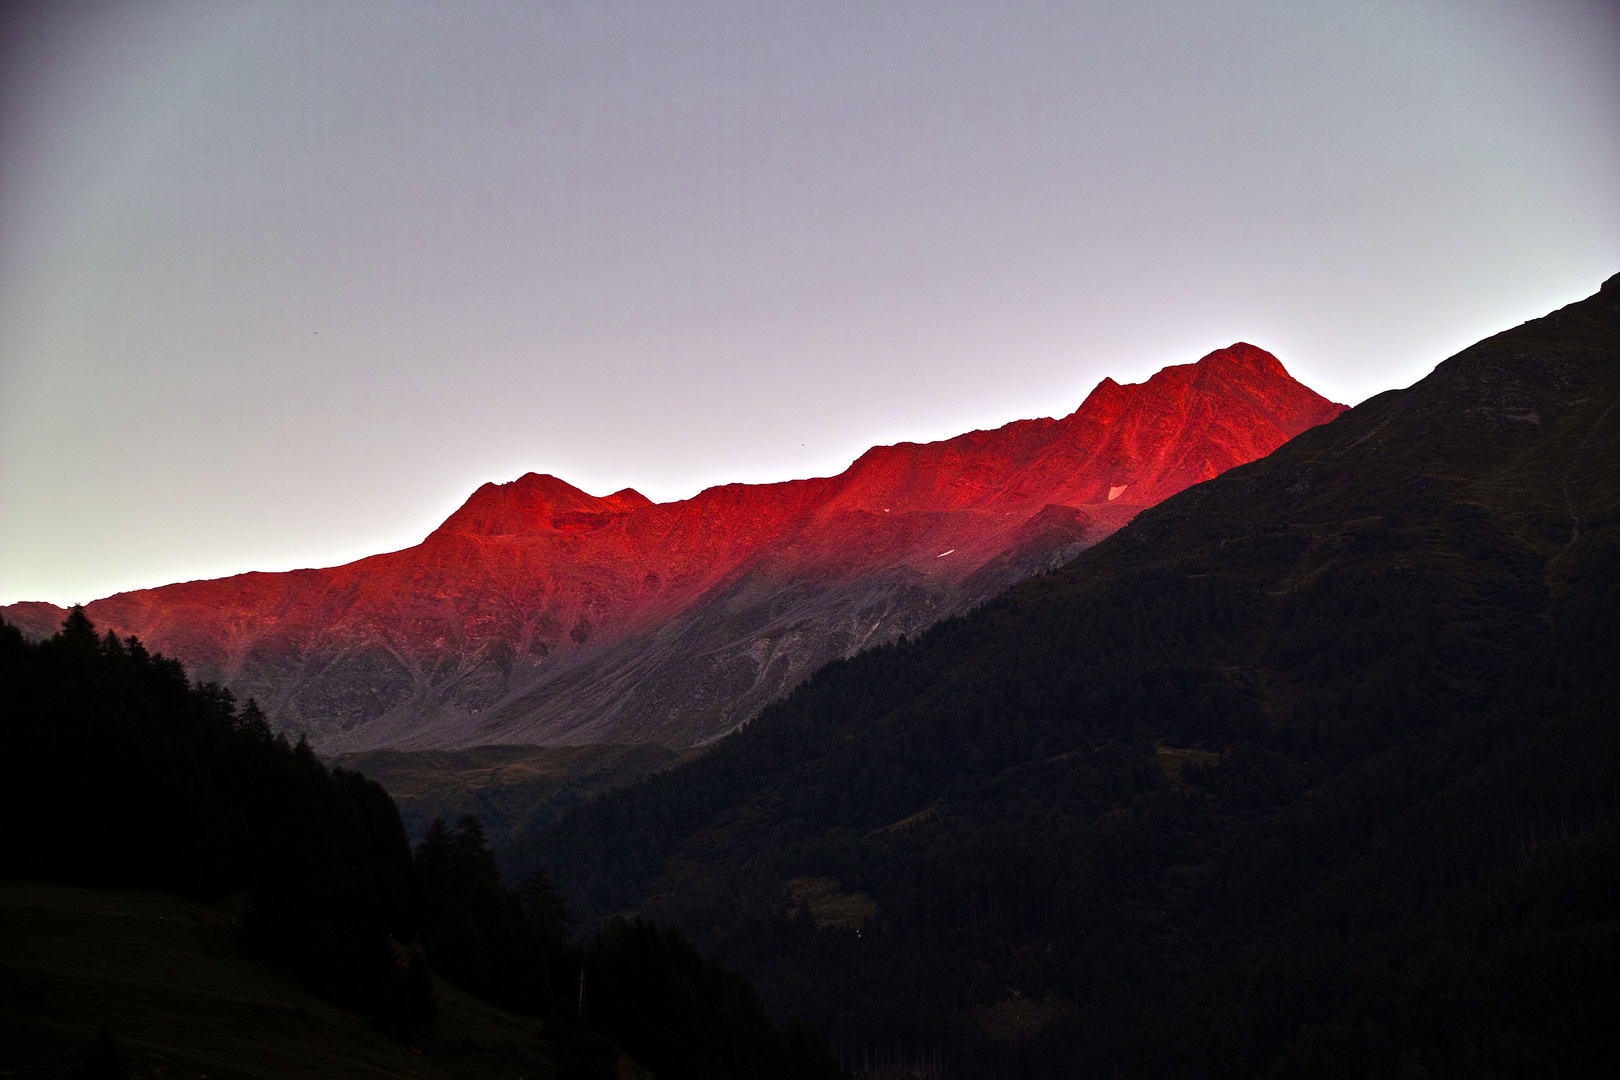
520, 277, 1620, 1077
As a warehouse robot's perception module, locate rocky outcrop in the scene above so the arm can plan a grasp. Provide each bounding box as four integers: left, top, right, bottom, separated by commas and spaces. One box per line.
4, 344, 1344, 750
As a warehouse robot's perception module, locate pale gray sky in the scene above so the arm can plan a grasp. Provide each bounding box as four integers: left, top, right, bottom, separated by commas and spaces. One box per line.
2, 0, 1617, 605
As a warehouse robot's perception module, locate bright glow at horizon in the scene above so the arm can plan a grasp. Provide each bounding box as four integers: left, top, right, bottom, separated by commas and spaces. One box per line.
2, 0, 1617, 606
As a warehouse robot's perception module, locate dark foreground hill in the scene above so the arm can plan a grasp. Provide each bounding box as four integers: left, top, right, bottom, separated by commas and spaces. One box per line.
519, 276, 1620, 1077
0, 614, 840, 1079
0, 880, 561, 1080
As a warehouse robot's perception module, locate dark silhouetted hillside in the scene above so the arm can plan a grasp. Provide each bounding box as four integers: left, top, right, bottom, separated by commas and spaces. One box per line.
0, 613, 842, 1079
520, 276, 1620, 1077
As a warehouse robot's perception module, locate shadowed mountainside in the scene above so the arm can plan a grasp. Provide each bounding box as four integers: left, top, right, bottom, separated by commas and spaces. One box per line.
519, 276, 1620, 1076
5, 344, 1342, 751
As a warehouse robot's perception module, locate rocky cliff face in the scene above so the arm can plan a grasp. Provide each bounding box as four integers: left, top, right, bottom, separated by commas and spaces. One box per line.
3, 344, 1344, 750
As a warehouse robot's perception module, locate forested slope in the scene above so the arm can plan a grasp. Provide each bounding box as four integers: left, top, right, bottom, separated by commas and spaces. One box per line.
0, 613, 840, 1079
520, 275, 1620, 1077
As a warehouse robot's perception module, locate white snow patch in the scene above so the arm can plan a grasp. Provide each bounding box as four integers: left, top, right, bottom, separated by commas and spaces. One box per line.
937, 549, 955, 558
1107, 485, 1128, 501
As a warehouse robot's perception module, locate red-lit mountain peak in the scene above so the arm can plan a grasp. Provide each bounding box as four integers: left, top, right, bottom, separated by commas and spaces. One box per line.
430, 472, 626, 538
3, 344, 1346, 751
1207, 340, 1288, 376
816, 344, 1341, 522
1045, 343, 1343, 507
1070, 343, 1299, 423
604, 487, 654, 511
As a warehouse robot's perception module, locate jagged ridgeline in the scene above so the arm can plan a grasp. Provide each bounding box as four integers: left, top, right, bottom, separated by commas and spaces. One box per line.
519, 275, 1620, 1078
0, 614, 840, 1079
1, 344, 1343, 754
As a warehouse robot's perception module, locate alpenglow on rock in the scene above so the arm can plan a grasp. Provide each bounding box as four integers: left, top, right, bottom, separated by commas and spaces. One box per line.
4, 344, 1344, 751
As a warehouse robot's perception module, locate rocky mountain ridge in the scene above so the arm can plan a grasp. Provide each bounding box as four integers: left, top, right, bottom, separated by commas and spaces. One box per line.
3, 343, 1344, 750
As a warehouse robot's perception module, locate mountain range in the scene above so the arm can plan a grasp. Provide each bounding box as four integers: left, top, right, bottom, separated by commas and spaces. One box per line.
521, 274, 1620, 1076
3, 342, 1342, 751
4, 277, 1614, 1078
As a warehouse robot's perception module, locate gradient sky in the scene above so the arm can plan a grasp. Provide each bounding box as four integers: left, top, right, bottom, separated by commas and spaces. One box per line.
1, 0, 1617, 606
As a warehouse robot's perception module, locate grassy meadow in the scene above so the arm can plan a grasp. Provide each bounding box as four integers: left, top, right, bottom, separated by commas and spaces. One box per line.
0, 880, 559, 1080
329, 744, 684, 852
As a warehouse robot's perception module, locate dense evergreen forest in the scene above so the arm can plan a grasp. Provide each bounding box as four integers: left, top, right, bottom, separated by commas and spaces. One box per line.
518, 277, 1620, 1077
0, 612, 840, 1079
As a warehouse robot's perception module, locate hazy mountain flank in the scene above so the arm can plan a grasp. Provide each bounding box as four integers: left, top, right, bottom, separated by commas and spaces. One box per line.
4, 344, 1342, 751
